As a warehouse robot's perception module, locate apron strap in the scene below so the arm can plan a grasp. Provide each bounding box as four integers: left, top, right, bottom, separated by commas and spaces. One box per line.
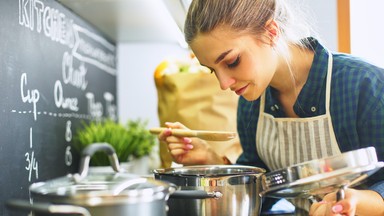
325, 49, 333, 114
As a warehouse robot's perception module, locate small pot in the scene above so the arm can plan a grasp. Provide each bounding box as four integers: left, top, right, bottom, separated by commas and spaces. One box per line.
7, 143, 176, 216
154, 165, 266, 216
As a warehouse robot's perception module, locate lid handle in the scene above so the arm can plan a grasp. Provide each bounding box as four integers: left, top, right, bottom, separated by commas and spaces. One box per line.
76, 143, 121, 181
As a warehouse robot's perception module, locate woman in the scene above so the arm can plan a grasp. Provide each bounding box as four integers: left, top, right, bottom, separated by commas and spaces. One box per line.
158, 0, 384, 215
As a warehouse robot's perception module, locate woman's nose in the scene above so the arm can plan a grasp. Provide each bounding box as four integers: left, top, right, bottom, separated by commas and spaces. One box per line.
216, 72, 235, 90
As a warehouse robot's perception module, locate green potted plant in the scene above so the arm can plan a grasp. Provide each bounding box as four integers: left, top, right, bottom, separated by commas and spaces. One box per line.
73, 119, 156, 168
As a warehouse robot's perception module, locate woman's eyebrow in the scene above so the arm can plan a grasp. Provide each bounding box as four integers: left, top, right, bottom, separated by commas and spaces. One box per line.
214, 49, 232, 64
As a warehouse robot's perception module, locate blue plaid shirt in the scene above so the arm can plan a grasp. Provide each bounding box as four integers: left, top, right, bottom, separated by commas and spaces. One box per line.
236, 38, 384, 197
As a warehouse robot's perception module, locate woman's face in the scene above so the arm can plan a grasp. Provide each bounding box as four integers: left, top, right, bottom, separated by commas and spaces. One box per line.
190, 26, 278, 101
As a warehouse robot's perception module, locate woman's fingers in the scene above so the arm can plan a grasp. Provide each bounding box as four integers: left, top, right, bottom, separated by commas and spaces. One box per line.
165, 136, 191, 143
157, 122, 195, 157
168, 142, 193, 151
158, 128, 172, 141
169, 147, 189, 156
167, 137, 193, 156
159, 122, 190, 142
165, 121, 189, 130
309, 201, 332, 216
310, 189, 358, 216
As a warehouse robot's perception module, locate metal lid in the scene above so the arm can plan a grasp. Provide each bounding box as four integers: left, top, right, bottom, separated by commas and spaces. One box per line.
260, 147, 384, 199
30, 143, 175, 206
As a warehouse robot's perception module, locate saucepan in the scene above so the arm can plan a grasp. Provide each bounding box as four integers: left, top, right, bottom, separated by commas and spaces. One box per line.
7, 143, 176, 216
260, 147, 384, 201
154, 165, 266, 216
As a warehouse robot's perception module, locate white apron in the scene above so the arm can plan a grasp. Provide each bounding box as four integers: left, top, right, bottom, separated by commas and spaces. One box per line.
256, 51, 341, 213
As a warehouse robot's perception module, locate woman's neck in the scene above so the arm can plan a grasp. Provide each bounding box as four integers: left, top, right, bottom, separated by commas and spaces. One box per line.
270, 45, 314, 96
269, 45, 315, 117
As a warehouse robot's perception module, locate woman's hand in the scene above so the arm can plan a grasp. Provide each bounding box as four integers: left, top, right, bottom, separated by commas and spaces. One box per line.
309, 188, 384, 216
158, 122, 225, 165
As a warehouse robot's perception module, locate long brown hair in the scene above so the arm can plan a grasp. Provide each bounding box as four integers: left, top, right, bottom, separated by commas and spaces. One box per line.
184, 0, 315, 58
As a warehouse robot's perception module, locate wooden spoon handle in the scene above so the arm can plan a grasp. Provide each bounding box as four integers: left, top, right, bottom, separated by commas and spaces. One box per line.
149, 128, 198, 137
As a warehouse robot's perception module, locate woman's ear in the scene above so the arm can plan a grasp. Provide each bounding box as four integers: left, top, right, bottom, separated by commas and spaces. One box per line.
265, 19, 279, 46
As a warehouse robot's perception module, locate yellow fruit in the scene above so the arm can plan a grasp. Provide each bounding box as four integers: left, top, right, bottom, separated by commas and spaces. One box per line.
154, 60, 169, 86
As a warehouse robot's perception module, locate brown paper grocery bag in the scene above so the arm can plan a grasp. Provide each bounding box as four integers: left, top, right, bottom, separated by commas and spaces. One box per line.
155, 72, 242, 168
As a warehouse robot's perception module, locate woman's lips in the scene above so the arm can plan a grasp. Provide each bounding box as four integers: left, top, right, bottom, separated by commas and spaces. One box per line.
234, 84, 249, 95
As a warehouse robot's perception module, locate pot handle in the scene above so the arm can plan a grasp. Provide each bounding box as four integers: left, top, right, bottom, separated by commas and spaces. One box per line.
336, 173, 369, 201
170, 190, 223, 199
77, 143, 121, 180
6, 199, 91, 216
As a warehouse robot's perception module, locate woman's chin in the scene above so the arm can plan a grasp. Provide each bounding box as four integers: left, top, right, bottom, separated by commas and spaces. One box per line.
242, 93, 261, 101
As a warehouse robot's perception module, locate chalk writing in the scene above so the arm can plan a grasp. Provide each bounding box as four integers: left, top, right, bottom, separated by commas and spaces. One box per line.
54, 80, 79, 111
20, 73, 40, 121
65, 120, 73, 166
104, 92, 117, 121
11, 109, 93, 120
72, 24, 116, 75
65, 120, 72, 142
62, 52, 88, 90
85, 92, 103, 120
65, 146, 73, 167
19, 0, 75, 47
18, 0, 116, 76
25, 127, 39, 182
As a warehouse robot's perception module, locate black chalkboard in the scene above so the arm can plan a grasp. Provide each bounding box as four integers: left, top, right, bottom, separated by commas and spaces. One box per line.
0, 1, 117, 215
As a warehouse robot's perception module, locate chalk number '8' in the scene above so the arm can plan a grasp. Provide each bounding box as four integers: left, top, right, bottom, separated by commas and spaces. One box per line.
65, 121, 73, 166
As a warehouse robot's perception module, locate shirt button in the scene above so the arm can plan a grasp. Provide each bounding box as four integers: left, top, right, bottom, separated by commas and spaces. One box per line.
271, 106, 276, 111
311, 106, 316, 112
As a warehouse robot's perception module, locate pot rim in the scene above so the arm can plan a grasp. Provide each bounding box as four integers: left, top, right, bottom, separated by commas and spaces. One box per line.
153, 165, 266, 177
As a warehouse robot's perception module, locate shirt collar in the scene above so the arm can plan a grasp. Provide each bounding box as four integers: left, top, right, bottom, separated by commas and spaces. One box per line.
293, 38, 330, 117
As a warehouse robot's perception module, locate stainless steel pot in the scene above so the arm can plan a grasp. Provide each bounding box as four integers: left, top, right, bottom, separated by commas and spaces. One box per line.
154, 165, 266, 216
7, 143, 176, 216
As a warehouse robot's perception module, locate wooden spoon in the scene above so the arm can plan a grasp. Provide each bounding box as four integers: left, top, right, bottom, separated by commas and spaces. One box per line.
149, 127, 236, 141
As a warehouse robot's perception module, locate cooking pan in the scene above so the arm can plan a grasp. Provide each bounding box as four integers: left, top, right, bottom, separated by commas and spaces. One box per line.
260, 147, 384, 200
7, 143, 176, 216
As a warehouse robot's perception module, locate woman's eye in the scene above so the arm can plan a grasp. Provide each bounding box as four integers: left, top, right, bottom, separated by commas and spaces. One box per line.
227, 55, 240, 68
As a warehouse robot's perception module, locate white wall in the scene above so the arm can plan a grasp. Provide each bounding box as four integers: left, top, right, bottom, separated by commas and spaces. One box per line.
117, 42, 189, 127
301, 0, 338, 51
350, 0, 384, 68
117, 0, 338, 126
